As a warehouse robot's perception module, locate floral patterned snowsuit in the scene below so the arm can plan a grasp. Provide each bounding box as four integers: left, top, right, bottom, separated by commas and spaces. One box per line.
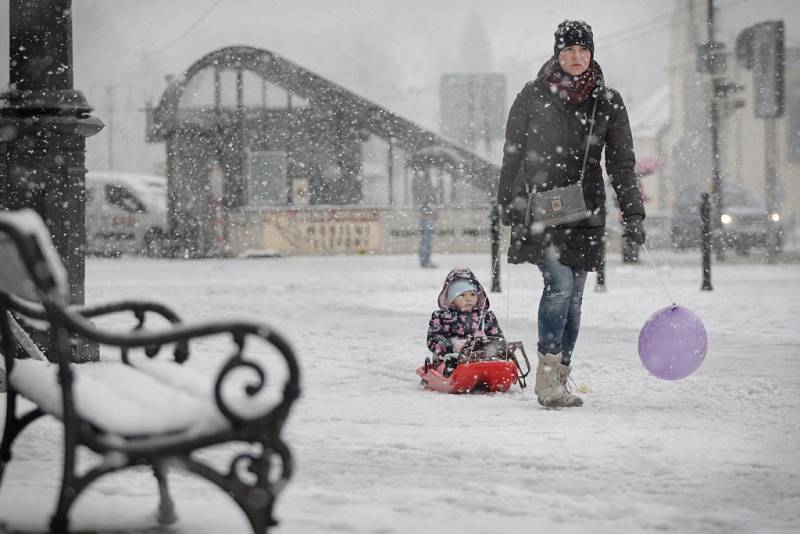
426, 268, 503, 358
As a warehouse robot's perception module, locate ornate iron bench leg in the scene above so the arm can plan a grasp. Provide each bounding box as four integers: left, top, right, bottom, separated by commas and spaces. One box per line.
0, 392, 16, 487
49, 417, 84, 534
153, 462, 177, 525
49, 515, 68, 534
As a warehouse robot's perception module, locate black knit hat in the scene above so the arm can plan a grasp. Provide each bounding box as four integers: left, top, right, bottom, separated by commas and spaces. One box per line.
554, 20, 594, 56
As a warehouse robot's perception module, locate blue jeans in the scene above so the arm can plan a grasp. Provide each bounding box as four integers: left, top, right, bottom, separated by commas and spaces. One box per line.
537, 246, 587, 366
419, 219, 433, 267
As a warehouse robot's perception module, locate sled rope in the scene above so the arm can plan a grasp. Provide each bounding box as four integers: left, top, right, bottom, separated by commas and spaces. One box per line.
642, 244, 675, 305
490, 247, 512, 331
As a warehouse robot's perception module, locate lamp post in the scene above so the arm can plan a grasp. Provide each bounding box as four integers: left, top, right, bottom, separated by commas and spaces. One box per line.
0, 0, 103, 361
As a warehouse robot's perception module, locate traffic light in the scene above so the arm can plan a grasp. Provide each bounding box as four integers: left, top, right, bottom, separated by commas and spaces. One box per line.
713, 78, 746, 110
736, 21, 785, 118
696, 40, 727, 75
713, 78, 745, 98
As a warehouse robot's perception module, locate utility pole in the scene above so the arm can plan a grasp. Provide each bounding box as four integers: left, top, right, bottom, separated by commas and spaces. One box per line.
705, 0, 724, 260
694, 0, 724, 283
696, 0, 741, 283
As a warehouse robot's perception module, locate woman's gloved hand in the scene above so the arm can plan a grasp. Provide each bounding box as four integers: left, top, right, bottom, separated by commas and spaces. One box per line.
624, 215, 646, 246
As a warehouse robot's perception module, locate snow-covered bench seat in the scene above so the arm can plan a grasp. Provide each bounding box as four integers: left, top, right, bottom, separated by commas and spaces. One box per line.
0, 209, 301, 533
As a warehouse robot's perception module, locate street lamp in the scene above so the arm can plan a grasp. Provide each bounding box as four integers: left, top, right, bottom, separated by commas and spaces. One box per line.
0, 0, 103, 361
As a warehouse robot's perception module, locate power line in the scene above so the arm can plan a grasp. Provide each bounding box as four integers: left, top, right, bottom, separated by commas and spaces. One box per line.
109, 0, 223, 91
150, 0, 223, 54
376, 4, 682, 104
501, 0, 754, 77
378, 0, 758, 104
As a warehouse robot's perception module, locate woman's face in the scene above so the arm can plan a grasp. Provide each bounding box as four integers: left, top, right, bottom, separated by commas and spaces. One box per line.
558, 45, 592, 76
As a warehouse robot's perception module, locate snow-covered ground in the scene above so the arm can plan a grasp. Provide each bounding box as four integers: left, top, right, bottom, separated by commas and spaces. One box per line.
1, 250, 798, 533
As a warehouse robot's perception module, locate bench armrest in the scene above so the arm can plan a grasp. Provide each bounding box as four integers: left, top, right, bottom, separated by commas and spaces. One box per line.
6, 293, 187, 361
7, 292, 182, 325
53, 305, 301, 426
77, 300, 182, 324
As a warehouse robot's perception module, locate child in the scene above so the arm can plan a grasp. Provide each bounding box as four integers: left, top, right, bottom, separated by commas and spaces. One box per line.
426, 268, 503, 362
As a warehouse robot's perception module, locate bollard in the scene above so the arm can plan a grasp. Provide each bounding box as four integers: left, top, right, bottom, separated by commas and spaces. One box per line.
595, 247, 607, 292
490, 202, 501, 293
700, 193, 713, 291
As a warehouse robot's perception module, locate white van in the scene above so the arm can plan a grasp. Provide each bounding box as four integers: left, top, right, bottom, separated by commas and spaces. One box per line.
85, 171, 168, 257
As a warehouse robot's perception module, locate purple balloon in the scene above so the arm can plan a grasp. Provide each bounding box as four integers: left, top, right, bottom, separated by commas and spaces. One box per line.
638, 304, 708, 380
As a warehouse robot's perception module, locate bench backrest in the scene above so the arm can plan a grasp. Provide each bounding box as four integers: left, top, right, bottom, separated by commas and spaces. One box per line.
0, 209, 70, 306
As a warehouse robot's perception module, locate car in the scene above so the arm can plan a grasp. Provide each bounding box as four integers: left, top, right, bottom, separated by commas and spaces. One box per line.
670, 182, 783, 256
85, 171, 168, 257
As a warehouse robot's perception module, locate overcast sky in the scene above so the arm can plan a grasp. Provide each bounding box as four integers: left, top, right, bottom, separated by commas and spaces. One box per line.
0, 0, 798, 173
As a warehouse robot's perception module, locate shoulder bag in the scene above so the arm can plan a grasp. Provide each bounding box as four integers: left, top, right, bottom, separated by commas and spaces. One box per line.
524, 96, 599, 228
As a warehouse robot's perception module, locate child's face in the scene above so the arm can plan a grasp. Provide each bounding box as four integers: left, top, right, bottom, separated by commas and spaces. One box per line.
452, 290, 479, 312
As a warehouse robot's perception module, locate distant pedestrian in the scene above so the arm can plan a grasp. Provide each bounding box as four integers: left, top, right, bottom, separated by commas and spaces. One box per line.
497, 20, 646, 408
412, 169, 438, 268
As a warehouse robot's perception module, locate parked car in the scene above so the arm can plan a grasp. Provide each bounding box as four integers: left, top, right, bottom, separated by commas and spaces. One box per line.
85, 171, 168, 257
670, 183, 783, 256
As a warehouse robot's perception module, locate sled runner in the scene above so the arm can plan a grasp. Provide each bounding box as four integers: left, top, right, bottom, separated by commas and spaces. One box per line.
417, 338, 531, 394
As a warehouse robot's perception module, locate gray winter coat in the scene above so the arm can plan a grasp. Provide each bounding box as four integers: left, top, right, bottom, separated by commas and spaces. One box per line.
497, 58, 645, 271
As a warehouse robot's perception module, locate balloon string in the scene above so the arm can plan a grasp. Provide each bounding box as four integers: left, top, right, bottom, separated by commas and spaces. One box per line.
641, 244, 675, 306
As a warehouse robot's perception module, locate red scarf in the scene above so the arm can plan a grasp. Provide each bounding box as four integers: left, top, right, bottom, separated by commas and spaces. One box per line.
544, 60, 599, 105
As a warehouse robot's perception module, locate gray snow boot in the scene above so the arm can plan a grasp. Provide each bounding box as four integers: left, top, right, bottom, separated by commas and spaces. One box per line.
534, 352, 583, 408
556, 362, 583, 407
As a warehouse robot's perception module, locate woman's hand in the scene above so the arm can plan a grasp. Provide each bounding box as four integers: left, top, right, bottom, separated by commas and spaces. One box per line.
624, 215, 647, 246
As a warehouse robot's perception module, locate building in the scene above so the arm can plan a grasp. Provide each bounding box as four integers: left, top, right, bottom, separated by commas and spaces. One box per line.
659, 0, 799, 242
146, 46, 499, 257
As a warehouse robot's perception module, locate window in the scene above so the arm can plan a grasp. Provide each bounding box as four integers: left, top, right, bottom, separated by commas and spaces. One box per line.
180, 67, 310, 112
266, 82, 289, 109
105, 185, 146, 213
180, 67, 215, 108
246, 151, 289, 206
242, 70, 265, 108
219, 69, 238, 110
290, 93, 310, 108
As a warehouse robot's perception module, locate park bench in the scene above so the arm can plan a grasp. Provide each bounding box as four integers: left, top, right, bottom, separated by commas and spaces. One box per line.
0, 209, 301, 533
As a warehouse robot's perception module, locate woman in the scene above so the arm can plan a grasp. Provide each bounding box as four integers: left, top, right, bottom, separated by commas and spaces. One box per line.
497, 20, 646, 408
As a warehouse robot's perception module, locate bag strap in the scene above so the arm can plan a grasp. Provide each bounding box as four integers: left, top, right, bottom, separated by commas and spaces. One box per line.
577, 95, 600, 185
525, 93, 600, 196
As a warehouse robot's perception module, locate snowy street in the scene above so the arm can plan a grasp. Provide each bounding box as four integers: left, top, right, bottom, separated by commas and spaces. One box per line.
0, 250, 798, 533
